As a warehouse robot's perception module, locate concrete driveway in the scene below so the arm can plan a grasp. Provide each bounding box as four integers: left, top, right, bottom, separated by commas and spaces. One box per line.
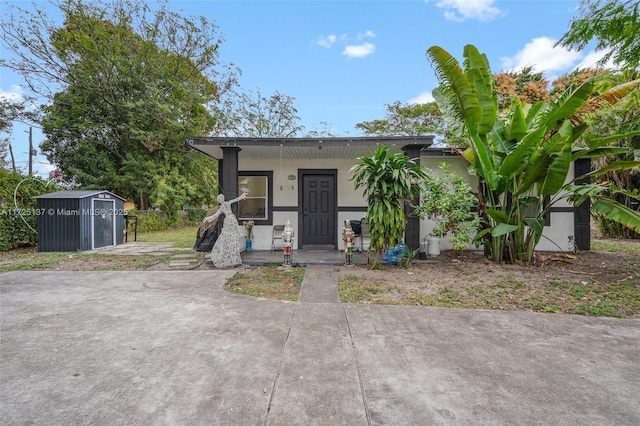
1, 270, 639, 425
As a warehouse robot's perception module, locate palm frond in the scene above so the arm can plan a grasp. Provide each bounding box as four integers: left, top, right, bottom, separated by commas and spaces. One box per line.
426, 46, 482, 125
591, 198, 640, 234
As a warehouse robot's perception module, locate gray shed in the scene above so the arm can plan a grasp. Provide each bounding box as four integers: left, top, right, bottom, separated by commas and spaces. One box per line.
35, 190, 126, 252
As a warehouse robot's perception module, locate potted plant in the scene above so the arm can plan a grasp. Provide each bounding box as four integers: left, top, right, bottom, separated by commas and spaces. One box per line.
414, 163, 479, 256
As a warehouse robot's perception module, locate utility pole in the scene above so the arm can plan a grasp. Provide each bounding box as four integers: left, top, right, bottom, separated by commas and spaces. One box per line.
8, 143, 17, 172
28, 126, 33, 176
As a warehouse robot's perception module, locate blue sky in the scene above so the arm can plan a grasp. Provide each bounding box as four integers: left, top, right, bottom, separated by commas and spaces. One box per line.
2, 0, 610, 177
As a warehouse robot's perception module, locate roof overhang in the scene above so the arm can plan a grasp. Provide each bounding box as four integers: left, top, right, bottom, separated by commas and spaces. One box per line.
185, 136, 435, 160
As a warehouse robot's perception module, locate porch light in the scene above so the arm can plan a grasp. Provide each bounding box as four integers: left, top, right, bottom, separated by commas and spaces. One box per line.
282, 220, 294, 267
342, 220, 355, 266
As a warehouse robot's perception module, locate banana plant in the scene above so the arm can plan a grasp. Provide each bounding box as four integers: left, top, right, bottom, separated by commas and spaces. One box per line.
350, 145, 427, 268
427, 44, 640, 263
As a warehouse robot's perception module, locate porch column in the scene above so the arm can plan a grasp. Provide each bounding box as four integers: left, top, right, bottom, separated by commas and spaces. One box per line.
574, 158, 591, 251
220, 146, 241, 216
402, 145, 427, 251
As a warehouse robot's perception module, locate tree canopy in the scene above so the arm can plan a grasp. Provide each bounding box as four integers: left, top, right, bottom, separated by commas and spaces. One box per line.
355, 100, 468, 147
211, 89, 305, 138
1, 0, 236, 210
556, 0, 640, 72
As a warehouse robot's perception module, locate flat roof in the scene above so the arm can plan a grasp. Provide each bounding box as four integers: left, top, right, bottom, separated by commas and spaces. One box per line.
185, 136, 435, 160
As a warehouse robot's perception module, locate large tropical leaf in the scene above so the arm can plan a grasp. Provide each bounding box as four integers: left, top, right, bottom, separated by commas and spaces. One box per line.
518, 153, 552, 196
591, 198, 640, 234
572, 147, 632, 159
572, 79, 640, 123
492, 223, 519, 237
498, 126, 545, 177
427, 46, 482, 124
463, 44, 496, 134
504, 97, 527, 142
468, 125, 499, 190
586, 160, 640, 177
539, 79, 595, 129
572, 130, 640, 160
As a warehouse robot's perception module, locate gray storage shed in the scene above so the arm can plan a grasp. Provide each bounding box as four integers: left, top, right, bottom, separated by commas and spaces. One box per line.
35, 190, 126, 252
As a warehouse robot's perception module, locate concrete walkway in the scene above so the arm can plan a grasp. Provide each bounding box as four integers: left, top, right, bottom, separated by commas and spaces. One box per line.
1, 269, 639, 425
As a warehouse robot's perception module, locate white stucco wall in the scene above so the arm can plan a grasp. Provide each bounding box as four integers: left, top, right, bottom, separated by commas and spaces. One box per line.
238, 154, 579, 253
240, 158, 365, 250
418, 155, 578, 252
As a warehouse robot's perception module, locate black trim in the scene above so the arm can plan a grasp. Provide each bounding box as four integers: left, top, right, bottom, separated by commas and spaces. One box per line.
273, 206, 298, 212
221, 147, 240, 216
338, 206, 368, 212
402, 145, 423, 250
238, 171, 273, 226
574, 158, 591, 250
550, 207, 575, 213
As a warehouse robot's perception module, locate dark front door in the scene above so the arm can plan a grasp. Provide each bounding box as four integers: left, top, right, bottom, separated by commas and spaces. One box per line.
301, 172, 336, 247
93, 199, 114, 249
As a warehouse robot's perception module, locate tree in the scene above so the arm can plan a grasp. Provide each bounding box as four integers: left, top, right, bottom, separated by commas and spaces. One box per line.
556, 0, 640, 73
350, 145, 428, 268
211, 89, 305, 137
427, 44, 640, 263
557, 0, 640, 237
0, 97, 39, 171
494, 67, 550, 111
582, 72, 640, 238
1, 0, 235, 209
551, 68, 605, 97
356, 101, 442, 136
355, 100, 466, 147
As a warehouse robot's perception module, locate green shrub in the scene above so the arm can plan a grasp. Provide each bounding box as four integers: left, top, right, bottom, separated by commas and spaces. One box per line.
128, 209, 172, 233
0, 169, 55, 251
0, 208, 39, 251
182, 208, 208, 226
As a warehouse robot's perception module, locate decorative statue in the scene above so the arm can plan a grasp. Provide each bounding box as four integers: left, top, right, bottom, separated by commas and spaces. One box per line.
203, 192, 247, 268
282, 220, 294, 266
342, 220, 355, 266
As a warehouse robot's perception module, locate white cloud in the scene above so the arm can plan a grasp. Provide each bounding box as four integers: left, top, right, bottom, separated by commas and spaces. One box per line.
432, 0, 502, 22
357, 30, 376, 40
574, 48, 617, 70
500, 37, 582, 74
315, 31, 376, 58
317, 35, 337, 48
408, 91, 434, 104
0, 84, 23, 101
343, 42, 376, 58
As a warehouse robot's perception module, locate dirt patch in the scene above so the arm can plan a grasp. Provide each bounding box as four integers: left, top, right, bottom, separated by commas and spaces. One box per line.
336, 245, 640, 318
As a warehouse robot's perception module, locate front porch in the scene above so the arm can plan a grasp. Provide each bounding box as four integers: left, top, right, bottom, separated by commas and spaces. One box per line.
240, 247, 371, 267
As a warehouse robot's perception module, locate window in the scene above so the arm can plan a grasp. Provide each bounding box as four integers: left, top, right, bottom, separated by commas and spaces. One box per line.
238, 172, 272, 224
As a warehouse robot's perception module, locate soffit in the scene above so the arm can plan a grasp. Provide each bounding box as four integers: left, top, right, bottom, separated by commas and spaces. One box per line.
185, 136, 435, 160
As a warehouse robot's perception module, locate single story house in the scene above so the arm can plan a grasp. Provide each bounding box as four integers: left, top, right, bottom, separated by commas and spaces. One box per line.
186, 136, 590, 253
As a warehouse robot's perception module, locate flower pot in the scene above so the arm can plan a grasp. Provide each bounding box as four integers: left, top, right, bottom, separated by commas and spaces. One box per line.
427, 236, 440, 257
246, 239, 252, 251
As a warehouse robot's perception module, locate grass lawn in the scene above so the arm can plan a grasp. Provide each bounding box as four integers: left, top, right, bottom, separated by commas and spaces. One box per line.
136, 226, 199, 248
224, 264, 305, 302
0, 225, 200, 273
